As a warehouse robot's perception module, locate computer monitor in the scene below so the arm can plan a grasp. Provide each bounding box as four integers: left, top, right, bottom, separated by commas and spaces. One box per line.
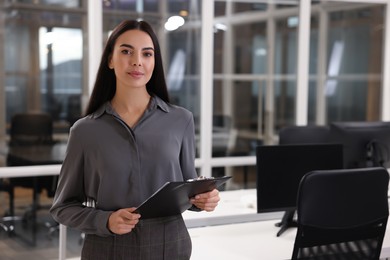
256, 144, 343, 236
329, 121, 390, 169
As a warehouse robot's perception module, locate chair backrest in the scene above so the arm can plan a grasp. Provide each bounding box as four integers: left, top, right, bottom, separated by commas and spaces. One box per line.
9, 113, 54, 146
292, 167, 389, 259
279, 125, 331, 144
8, 113, 57, 195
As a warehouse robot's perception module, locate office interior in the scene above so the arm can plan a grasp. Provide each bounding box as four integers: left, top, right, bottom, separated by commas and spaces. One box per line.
1, 0, 390, 259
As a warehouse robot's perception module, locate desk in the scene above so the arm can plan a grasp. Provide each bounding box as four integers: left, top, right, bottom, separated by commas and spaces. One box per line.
5, 142, 67, 165
189, 220, 295, 260
183, 189, 390, 260
57, 188, 390, 260
65, 189, 390, 260
182, 189, 277, 228
188, 218, 390, 260
6, 142, 67, 199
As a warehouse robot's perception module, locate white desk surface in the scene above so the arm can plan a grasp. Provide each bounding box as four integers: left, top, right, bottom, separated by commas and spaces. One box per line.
183, 189, 390, 260
66, 189, 390, 260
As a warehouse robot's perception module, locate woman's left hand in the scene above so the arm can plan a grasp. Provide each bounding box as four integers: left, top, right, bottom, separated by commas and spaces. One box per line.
190, 188, 220, 211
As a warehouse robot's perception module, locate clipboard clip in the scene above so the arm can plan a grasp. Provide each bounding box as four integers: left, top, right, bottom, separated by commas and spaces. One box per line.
186, 176, 215, 182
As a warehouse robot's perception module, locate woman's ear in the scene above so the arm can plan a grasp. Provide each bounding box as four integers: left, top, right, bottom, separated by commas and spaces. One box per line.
108, 55, 114, 69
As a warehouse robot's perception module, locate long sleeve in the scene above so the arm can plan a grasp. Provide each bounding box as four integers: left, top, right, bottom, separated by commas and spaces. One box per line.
179, 114, 198, 181
50, 124, 113, 237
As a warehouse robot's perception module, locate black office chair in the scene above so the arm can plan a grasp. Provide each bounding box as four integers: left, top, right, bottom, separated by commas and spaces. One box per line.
276, 125, 332, 236
2, 112, 58, 240
7, 112, 56, 199
9, 113, 55, 146
278, 125, 331, 145
292, 167, 389, 260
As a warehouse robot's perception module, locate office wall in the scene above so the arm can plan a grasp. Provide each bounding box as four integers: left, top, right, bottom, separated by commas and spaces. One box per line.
0, 0, 389, 186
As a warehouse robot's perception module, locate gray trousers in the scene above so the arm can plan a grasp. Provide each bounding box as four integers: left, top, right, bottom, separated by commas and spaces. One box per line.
81, 215, 192, 260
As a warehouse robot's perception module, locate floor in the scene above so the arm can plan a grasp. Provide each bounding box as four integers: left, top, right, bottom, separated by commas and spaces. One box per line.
0, 188, 83, 260
0, 224, 83, 260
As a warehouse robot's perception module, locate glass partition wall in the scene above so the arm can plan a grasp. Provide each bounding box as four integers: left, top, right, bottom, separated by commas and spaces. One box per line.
0, 0, 388, 188
211, 0, 387, 189
1, 1, 85, 135
0, 0, 388, 187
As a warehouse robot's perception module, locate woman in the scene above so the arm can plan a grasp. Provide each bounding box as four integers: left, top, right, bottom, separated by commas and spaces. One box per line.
50, 19, 220, 259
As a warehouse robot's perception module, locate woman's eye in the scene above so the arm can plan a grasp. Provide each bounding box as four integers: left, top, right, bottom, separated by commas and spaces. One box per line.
121, 49, 132, 55
144, 52, 153, 57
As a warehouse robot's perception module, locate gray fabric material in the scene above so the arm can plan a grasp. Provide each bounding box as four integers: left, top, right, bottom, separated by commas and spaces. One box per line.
50, 96, 198, 236
81, 215, 192, 260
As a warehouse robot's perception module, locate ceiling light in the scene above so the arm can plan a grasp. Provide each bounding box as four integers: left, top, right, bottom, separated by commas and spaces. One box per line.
165, 16, 185, 31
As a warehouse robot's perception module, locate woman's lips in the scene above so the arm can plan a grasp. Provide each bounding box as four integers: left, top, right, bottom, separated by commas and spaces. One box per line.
128, 71, 144, 77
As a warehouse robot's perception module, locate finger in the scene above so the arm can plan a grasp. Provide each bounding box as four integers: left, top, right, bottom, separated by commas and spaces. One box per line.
199, 189, 219, 198
121, 208, 141, 220
125, 213, 141, 221
109, 211, 138, 235
114, 224, 136, 235
192, 201, 218, 212
192, 191, 220, 203
203, 201, 219, 211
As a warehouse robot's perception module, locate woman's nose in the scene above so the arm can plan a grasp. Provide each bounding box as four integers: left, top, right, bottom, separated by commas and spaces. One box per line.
131, 55, 141, 66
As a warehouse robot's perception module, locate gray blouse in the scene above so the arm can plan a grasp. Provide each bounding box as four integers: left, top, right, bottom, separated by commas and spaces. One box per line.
50, 96, 198, 236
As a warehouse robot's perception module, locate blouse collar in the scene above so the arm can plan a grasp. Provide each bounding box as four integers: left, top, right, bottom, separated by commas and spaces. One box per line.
90, 95, 170, 119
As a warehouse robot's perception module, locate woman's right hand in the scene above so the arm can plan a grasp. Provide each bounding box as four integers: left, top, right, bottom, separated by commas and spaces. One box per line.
108, 207, 141, 235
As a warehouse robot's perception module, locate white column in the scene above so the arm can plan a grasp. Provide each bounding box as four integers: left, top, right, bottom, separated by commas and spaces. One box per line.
265, 15, 275, 144
222, 2, 233, 117
296, 0, 311, 125
200, 0, 214, 177
381, 1, 390, 120
316, 8, 328, 125
87, 0, 103, 97
0, 11, 5, 141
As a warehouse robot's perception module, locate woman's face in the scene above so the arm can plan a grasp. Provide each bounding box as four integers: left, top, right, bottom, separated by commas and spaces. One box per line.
109, 29, 155, 90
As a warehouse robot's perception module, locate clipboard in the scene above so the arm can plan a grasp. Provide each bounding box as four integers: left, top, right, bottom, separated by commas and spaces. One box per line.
135, 176, 231, 219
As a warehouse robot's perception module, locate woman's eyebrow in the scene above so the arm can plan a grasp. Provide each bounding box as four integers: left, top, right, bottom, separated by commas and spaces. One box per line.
119, 43, 154, 51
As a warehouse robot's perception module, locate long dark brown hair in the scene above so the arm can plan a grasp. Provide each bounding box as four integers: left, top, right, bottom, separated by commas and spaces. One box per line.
85, 20, 170, 115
